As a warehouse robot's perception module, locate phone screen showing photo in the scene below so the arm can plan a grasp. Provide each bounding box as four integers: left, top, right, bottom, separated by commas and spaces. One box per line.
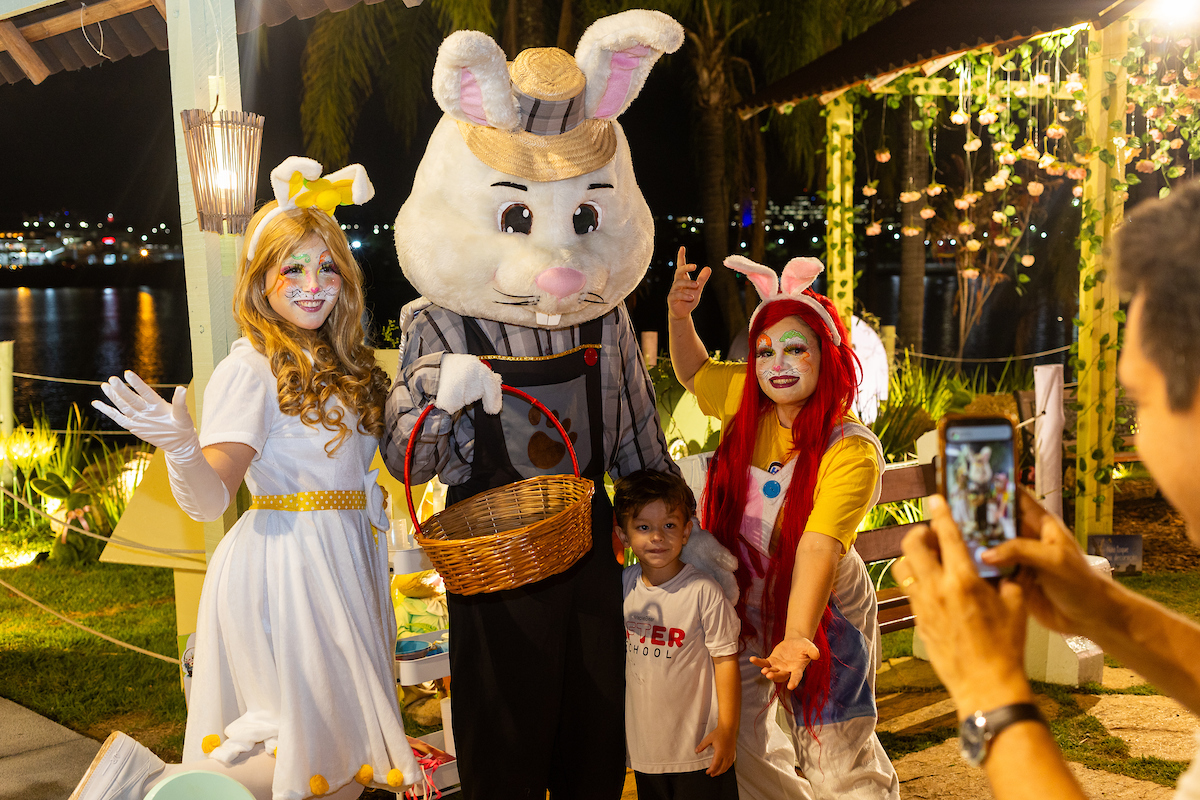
944, 422, 1017, 578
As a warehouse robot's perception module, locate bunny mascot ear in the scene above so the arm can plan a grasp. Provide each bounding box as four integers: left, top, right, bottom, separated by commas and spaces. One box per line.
245, 156, 375, 263
725, 254, 842, 347
432, 31, 521, 131
575, 9, 684, 120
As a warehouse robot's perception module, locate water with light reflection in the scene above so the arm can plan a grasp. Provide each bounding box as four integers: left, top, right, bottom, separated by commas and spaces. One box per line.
0, 286, 192, 429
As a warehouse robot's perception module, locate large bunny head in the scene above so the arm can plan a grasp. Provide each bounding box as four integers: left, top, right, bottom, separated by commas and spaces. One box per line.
394, 10, 683, 328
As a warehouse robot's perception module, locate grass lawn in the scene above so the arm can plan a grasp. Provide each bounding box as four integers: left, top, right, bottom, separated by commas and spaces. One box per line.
7, 538, 1200, 782
0, 560, 187, 759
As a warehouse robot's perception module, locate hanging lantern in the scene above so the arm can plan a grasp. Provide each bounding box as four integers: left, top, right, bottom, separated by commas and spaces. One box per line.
179, 109, 265, 235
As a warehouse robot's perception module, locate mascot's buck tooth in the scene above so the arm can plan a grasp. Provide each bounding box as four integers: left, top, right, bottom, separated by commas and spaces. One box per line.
383, 10, 737, 799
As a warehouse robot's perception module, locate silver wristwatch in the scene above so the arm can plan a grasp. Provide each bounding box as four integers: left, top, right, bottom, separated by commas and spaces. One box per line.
959, 702, 1046, 767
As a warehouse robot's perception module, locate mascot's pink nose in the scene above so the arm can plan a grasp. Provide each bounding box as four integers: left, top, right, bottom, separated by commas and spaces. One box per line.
535, 267, 586, 299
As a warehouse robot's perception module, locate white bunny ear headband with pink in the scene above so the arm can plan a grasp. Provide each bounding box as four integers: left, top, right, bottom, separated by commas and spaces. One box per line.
245, 156, 374, 263
724, 255, 842, 347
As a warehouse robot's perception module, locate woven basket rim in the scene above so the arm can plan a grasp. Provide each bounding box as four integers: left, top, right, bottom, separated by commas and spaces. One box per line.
414, 474, 594, 548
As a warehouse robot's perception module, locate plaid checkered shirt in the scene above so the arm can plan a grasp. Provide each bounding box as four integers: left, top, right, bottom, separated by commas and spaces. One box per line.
381, 299, 677, 487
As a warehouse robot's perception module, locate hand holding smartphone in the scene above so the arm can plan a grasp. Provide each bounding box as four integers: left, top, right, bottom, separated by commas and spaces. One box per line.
937, 414, 1020, 580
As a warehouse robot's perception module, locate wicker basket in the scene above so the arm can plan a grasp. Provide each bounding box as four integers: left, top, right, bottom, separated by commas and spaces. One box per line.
403, 386, 595, 595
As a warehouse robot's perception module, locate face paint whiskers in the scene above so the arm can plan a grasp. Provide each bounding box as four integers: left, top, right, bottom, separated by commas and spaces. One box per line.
285, 286, 340, 301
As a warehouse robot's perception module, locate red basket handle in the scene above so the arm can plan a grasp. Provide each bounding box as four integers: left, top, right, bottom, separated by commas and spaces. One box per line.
403, 385, 581, 537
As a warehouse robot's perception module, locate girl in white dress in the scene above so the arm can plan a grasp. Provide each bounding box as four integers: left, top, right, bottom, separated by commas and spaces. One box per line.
74, 158, 420, 800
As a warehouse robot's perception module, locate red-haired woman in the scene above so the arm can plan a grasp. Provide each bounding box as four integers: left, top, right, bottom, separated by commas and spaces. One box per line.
667, 249, 898, 800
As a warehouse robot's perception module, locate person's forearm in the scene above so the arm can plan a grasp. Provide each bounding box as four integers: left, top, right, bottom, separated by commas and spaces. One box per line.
668, 313, 708, 393
1083, 579, 1200, 714
984, 720, 1087, 800
713, 656, 740, 732
783, 534, 840, 642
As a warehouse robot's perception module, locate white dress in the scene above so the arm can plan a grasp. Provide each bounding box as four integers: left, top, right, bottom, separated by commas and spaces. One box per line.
181, 339, 417, 800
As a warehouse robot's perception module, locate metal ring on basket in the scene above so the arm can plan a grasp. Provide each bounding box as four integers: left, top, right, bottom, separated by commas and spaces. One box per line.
402, 385, 595, 595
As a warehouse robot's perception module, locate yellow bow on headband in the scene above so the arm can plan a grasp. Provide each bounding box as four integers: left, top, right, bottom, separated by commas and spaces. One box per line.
287, 172, 357, 216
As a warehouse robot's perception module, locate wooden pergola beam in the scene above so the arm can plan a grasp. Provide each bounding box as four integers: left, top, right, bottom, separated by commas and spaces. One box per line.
825, 94, 856, 337
0, 18, 49, 83
0, 0, 158, 54
1074, 18, 1128, 546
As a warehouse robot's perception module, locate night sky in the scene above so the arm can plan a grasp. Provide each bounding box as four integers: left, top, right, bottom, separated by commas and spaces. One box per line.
0, 17, 703, 233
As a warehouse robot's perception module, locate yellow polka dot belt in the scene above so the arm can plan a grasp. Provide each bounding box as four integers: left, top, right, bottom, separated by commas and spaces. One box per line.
249, 490, 367, 512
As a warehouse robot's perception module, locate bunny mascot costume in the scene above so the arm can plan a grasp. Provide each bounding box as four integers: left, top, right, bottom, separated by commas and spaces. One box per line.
74, 158, 420, 800
668, 254, 899, 800
382, 10, 736, 799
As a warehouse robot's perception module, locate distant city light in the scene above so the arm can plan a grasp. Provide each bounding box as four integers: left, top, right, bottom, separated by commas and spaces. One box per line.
351, 240, 361, 249
811, 237, 818, 243
102, 237, 116, 245
139, 248, 149, 257
777, 238, 785, 244
141, 235, 148, 241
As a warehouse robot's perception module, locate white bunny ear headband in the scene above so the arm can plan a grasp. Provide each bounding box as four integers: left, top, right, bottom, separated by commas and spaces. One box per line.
724, 255, 842, 348
244, 156, 375, 263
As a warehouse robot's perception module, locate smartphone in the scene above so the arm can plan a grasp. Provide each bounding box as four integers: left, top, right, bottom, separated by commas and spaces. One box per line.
937, 414, 1020, 579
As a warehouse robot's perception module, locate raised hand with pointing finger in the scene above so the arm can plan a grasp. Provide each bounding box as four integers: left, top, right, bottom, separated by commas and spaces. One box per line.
667, 246, 712, 321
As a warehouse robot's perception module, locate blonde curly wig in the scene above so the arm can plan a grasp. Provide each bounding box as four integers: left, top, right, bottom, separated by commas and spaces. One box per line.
235, 202, 390, 454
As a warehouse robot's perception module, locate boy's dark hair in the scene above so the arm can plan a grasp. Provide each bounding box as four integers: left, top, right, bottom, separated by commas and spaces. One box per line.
1117, 180, 1200, 411
613, 469, 697, 526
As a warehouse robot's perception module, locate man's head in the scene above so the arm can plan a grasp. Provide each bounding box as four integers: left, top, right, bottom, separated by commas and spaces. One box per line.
1116, 180, 1200, 538
613, 470, 696, 569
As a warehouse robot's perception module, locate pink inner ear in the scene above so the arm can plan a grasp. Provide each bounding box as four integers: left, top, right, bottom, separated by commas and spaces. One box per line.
780, 258, 824, 296
745, 272, 779, 302
593, 45, 650, 119
459, 68, 489, 126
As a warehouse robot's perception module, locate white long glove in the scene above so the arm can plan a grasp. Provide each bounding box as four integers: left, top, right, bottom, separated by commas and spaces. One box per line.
92, 371, 230, 523
435, 353, 503, 415
681, 525, 740, 603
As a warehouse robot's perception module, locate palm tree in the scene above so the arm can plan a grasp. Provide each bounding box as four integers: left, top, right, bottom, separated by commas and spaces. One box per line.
645, 0, 896, 346
300, 0, 494, 168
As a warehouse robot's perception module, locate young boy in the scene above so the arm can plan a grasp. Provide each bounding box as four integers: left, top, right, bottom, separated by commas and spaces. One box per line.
614, 469, 741, 800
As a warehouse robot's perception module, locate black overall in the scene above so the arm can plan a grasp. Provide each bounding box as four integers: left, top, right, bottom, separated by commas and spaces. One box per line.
445, 317, 625, 800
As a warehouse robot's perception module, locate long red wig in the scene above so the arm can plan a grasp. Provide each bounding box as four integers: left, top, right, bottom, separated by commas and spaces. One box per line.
701, 292, 861, 733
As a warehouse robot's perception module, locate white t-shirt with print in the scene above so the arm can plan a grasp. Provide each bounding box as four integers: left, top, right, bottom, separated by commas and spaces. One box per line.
623, 563, 740, 774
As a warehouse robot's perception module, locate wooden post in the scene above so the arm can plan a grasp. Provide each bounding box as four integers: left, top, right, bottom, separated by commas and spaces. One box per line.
0, 341, 12, 497
1034, 364, 1064, 519
825, 94, 855, 338
1075, 20, 1127, 546
165, 0, 243, 561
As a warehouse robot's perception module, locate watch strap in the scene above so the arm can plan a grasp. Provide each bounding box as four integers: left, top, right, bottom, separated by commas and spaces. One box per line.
985, 702, 1045, 735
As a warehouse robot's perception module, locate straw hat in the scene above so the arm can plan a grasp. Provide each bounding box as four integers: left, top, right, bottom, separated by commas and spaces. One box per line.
456, 47, 617, 182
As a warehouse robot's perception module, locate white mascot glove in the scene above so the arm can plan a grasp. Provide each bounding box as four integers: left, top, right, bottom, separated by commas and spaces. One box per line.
436, 353, 503, 415
681, 525, 740, 604
92, 371, 230, 522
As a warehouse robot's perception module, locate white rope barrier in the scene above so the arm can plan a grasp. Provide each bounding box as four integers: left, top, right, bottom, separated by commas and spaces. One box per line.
0, 485, 206, 559
11, 372, 184, 389
905, 344, 1071, 363
0, 575, 180, 665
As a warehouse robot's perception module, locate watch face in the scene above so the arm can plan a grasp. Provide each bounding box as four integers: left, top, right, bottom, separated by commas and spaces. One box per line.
959, 712, 988, 768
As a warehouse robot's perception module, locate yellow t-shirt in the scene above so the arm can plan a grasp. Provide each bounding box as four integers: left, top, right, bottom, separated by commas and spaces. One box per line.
692, 359, 879, 552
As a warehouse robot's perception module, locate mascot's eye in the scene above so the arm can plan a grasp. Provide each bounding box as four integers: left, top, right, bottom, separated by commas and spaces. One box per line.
573, 203, 600, 234
500, 204, 533, 235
